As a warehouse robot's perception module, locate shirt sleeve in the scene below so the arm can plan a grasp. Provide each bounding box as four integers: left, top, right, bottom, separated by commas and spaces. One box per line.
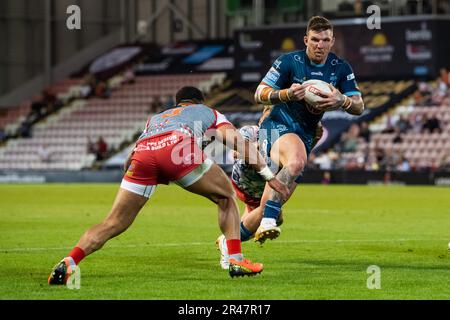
338, 61, 361, 97
213, 110, 232, 128
261, 54, 292, 89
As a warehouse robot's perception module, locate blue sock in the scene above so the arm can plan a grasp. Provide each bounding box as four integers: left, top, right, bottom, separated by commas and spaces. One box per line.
264, 200, 282, 220
240, 222, 254, 241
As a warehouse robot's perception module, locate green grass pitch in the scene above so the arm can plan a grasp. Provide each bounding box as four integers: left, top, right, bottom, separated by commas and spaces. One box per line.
0, 184, 449, 299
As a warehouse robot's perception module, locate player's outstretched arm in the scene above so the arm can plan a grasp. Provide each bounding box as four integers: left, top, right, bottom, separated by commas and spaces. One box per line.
216, 123, 290, 200
254, 82, 305, 105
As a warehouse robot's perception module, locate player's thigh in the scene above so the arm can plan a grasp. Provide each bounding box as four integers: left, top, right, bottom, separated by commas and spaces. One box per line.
183, 163, 234, 201
270, 133, 307, 168
106, 187, 149, 227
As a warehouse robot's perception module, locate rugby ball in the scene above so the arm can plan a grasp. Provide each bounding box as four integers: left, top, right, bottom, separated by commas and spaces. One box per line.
302, 79, 332, 114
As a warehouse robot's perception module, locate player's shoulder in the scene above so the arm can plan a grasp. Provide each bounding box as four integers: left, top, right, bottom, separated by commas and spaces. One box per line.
190, 103, 215, 113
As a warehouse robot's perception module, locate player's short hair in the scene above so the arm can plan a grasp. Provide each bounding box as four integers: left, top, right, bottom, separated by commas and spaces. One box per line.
306, 16, 333, 35
176, 86, 205, 105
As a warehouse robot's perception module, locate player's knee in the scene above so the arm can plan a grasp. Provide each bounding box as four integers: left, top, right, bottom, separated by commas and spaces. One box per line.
286, 158, 306, 176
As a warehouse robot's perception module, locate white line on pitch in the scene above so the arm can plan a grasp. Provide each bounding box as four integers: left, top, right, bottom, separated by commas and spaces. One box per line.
1, 238, 448, 253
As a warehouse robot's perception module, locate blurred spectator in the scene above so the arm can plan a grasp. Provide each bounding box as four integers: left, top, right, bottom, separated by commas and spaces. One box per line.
0, 126, 6, 143
95, 81, 111, 99
396, 155, 411, 172
79, 74, 96, 98
27, 94, 45, 123
122, 66, 136, 84
374, 146, 385, 168
440, 152, 450, 172
165, 95, 175, 109
440, 68, 449, 86
397, 114, 411, 133
392, 128, 403, 144
422, 115, 441, 133
87, 137, 97, 155
149, 95, 163, 113
42, 87, 63, 113
313, 152, 333, 170
381, 116, 395, 133
38, 143, 54, 163
358, 121, 371, 142
321, 171, 331, 185
410, 113, 424, 133
365, 153, 380, 171
18, 121, 32, 138
353, 0, 363, 15
337, 124, 360, 152
95, 136, 108, 161
338, 0, 354, 12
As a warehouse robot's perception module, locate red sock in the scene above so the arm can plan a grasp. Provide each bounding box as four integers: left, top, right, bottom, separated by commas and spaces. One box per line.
226, 239, 242, 255
68, 247, 86, 265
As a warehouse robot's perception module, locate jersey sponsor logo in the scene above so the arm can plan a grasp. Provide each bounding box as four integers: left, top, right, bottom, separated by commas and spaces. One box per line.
311, 71, 323, 76
347, 73, 355, 81
274, 59, 282, 69
266, 67, 281, 83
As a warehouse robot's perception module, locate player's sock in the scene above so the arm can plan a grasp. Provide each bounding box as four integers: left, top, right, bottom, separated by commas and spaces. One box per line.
262, 200, 282, 227
240, 222, 254, 241
226, 239, 243, 262
68, 246, 85, 265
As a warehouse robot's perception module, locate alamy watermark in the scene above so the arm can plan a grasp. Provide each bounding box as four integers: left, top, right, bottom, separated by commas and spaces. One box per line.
66, 265, 81, 290
366, 5, 381, 30
66, 5, 81, 30
138, 123, 282, 166
366, 265, 381, 289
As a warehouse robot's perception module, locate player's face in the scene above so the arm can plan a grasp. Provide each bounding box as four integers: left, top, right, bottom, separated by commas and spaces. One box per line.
304, 29, 335, 64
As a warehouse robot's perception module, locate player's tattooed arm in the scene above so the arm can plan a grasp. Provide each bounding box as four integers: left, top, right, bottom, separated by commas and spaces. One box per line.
255, 82, 306, 105
342, 95, 364, 115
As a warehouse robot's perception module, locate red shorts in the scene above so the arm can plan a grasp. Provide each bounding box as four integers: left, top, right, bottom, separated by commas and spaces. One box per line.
124, 131, 205, 186
231, 180, 261, 212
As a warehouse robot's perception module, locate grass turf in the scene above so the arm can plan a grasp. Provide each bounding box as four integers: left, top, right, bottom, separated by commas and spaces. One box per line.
0, 184, 449, 299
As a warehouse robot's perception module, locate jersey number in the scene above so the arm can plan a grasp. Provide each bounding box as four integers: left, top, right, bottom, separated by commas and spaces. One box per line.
162, 107, 183, 119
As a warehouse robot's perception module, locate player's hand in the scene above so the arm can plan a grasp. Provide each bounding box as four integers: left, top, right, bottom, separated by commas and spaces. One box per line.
267, 178, 290, 201
315, 84, 345, 112
288, 83, 306, 101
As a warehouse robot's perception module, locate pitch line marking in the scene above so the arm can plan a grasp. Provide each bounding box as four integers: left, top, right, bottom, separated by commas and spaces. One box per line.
1, 238, 448, 253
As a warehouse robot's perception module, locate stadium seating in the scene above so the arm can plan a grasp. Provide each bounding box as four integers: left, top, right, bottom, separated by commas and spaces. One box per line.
330, 86, 450, 172
0, 73, 224, 170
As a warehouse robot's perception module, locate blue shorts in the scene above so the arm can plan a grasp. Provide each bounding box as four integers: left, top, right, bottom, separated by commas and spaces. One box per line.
258, 106, 314, 184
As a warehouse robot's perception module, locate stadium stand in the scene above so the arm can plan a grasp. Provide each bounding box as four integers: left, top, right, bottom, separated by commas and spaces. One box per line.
0, 72, 225, 171
313, 74, 450, 173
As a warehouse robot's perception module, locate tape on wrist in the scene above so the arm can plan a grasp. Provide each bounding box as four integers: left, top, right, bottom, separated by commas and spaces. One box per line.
342, 96, 353, 110
258, 165, 275, 181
